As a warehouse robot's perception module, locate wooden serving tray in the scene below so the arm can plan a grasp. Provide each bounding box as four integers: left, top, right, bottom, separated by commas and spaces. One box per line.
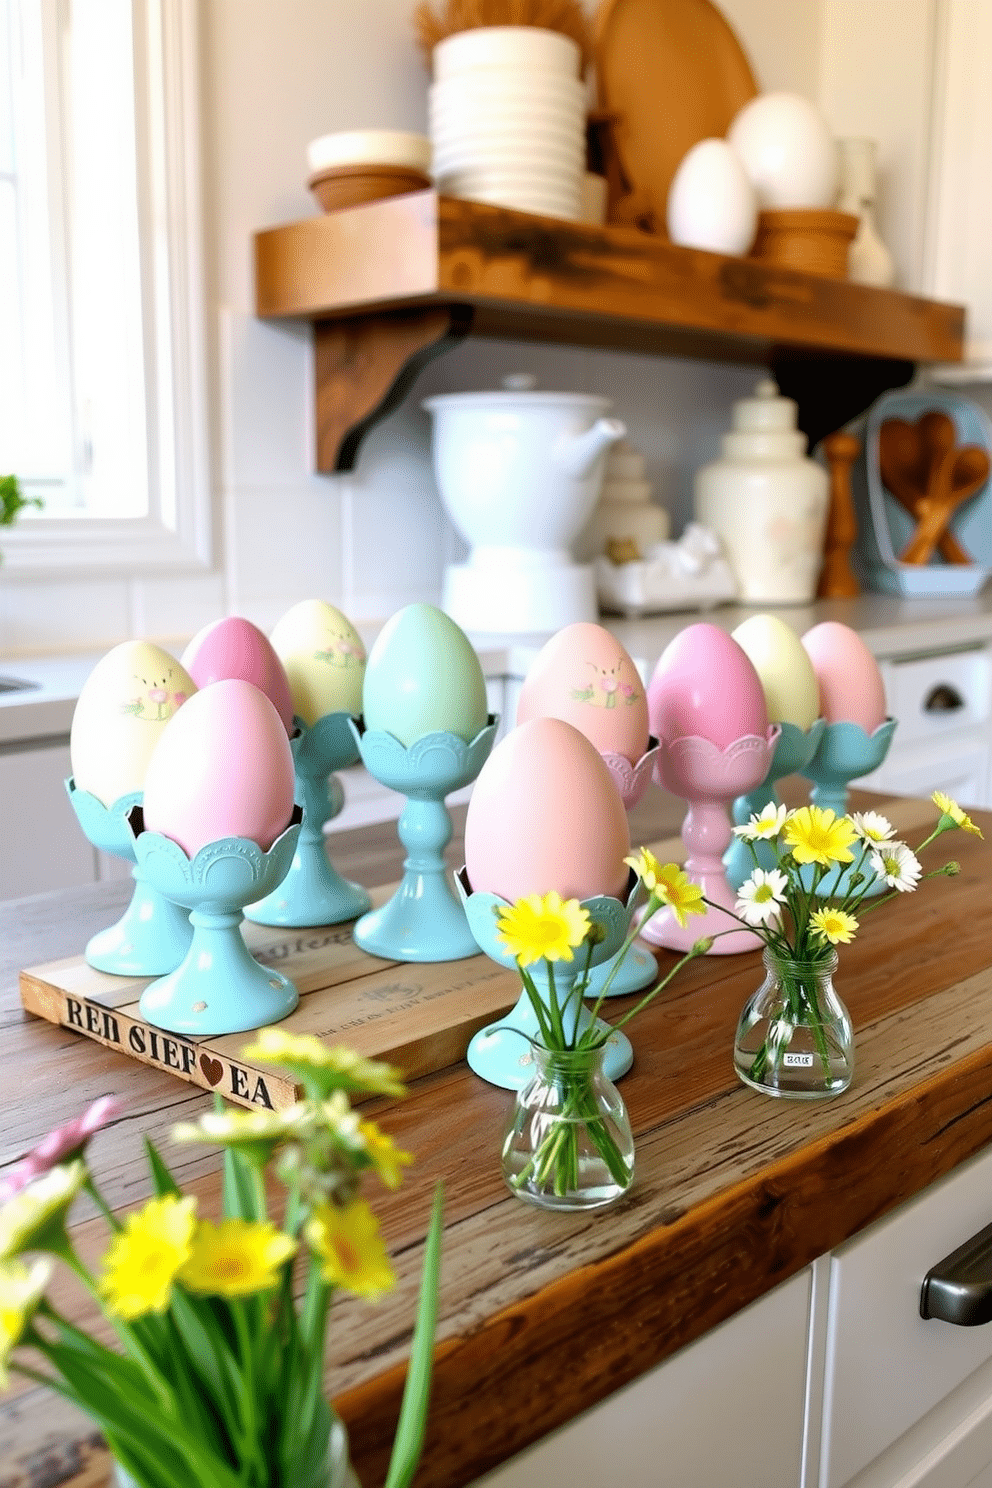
19, 884, 521, 1109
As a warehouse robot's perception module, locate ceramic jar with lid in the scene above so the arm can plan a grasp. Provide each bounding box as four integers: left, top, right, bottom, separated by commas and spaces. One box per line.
693, 378, 829, 604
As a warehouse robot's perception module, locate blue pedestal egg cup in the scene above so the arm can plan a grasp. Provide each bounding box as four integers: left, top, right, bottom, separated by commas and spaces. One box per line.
66, 778, 193, 976
245, 712, 372, 928
128, 805, 303, 1036
349, 717, 498, 962
457, 868, 637, 1090
724, 719, 826, 891
799, 717, 898, 897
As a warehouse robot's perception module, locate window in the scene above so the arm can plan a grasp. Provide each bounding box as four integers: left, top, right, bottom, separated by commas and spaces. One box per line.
0, 0, 210, 574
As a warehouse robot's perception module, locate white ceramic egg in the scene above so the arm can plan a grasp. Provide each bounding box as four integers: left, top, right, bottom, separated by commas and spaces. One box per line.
728, 92, 837, 209
70, 641, 196, 807
363, 604, 489, 746
731, 614, 821, 730
516, 623, 650, 765
464, 717, 630, 903
667, 138, 758, 256
142, 678, 296, 858
270, 599, 366, 726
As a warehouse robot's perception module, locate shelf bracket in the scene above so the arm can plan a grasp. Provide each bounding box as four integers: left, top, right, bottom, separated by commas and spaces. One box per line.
313, 304, 473, 473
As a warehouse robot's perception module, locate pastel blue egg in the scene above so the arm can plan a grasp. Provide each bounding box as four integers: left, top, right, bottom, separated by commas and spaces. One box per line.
362, 604, 489, 746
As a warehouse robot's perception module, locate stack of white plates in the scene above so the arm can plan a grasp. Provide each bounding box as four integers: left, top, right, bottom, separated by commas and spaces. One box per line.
429, 27, 586, 221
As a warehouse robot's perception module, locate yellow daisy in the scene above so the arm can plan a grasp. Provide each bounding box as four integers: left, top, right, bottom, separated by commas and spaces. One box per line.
0, 1160, 87, 1260
172, 1103, 316, 1151
239, 1030, 406, 1099
358, 1120, 413, 1190
933, 791, 984, 838
783, 806, 857, 867
651, 862, 706, 928
304, 1199, 396, 1300
623, 847, 665, 891
0, 1257, 53, 1388
178, 1219, 296, 1298
496, 892, 591, 967
810, 907, 859, 946
98, 1194, 197, 1319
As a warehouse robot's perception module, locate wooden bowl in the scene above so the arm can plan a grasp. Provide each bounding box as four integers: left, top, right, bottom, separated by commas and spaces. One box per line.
308, 164, 432, 213
749, 208, 859, 279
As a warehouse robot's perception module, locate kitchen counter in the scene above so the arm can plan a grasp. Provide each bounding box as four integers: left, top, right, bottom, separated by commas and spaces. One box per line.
1, 787, 990, 1488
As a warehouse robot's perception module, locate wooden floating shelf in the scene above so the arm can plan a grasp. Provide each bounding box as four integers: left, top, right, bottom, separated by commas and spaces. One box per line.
254, 191, 965, 472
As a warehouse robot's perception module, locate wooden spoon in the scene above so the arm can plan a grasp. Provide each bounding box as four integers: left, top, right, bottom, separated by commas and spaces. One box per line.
898, 445, 989, 564
878, 419, 975, 564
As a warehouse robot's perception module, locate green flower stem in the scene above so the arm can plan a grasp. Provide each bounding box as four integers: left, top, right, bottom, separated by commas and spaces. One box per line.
508, 1063, 629, 1197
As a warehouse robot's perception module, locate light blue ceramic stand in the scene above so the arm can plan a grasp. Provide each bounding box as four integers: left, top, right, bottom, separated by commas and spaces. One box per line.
458, 869, 637, 1090
65, 778, 193, 976
129, 805, 303, 1035
724, 719, 827, 891
350, 717, 498, 962
245, 712, 371, 928
798, 717, 898, 897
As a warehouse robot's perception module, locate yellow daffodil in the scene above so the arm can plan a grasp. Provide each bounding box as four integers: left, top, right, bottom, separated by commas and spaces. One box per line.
0, 1257, 53, 1387
933, 791, 984, 838
810, 907, 859, 946
783, 806, 857, 867
358, 1120, 413, 1190
305, 1199, 396, 1300
240, 1029, 406, 1099
98, 1194, 197, 1319
650, 862, 706, 928
0, 1160, 86, 1260
496, 892, 591, 966
178, 1219, 296, 1298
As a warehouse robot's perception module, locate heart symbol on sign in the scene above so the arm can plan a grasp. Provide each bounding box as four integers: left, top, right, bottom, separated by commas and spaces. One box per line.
200, 1054, 224, 1087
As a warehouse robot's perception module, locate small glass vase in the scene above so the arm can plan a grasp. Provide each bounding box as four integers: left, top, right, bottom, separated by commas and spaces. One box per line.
733, 948, 853, 1099
501, 1043, 635, 1211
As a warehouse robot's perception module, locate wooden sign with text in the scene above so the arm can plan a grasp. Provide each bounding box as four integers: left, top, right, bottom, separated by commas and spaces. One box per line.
19, 905, 520, 1109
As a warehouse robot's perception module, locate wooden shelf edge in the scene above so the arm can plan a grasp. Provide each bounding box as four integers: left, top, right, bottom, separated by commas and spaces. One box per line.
254, 192, 965, 367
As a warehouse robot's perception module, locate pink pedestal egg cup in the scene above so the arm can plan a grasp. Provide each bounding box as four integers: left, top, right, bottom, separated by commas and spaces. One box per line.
641, 624, 780, 955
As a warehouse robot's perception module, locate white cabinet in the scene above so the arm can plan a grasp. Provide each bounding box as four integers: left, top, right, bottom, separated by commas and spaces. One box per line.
816, 1144, 992, 1488
471, 1269, 812, 1488
0, 739, 98, 896
861, 645, 992, 808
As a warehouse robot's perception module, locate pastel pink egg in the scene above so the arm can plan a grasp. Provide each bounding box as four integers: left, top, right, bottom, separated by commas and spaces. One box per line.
464, 717, 630, 903
516, 622, 650, 765
801, 622, 887, 732
142, 679, 296, 857
648, 623, 768, 747
181, 617, 295, 734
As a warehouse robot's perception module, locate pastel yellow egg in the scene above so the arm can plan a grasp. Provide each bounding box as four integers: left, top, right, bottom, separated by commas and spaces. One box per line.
731, 614, 821, 730
70, 641, 196, 806
270, 600, 367, 726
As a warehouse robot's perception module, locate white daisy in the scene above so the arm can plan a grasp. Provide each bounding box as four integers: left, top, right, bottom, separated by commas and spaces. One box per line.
850, 810, 896, 845
733, 803, 787, 842
870, 842, 922, 893
736, 868, 788, 926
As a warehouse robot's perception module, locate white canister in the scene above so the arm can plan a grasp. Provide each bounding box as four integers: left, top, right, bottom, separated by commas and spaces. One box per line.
693, 379, 829, 604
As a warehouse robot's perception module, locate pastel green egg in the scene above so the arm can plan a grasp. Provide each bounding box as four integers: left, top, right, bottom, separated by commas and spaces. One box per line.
362, 604, 489, 746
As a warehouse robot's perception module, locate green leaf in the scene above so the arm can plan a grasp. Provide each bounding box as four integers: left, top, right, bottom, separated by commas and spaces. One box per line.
143, 1136, 181, 1197
383, 1183, 444, 1488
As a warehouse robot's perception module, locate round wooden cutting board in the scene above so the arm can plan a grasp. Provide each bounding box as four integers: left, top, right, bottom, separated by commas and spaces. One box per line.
594, 0, 758, 232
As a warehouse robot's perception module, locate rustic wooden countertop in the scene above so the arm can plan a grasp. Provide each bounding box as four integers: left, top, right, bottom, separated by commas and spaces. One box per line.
1, 789, 990, 1488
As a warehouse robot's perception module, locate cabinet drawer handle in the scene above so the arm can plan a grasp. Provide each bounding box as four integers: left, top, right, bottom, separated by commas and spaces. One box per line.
924, 683, 965, 713
921, 1219, 992, 1325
